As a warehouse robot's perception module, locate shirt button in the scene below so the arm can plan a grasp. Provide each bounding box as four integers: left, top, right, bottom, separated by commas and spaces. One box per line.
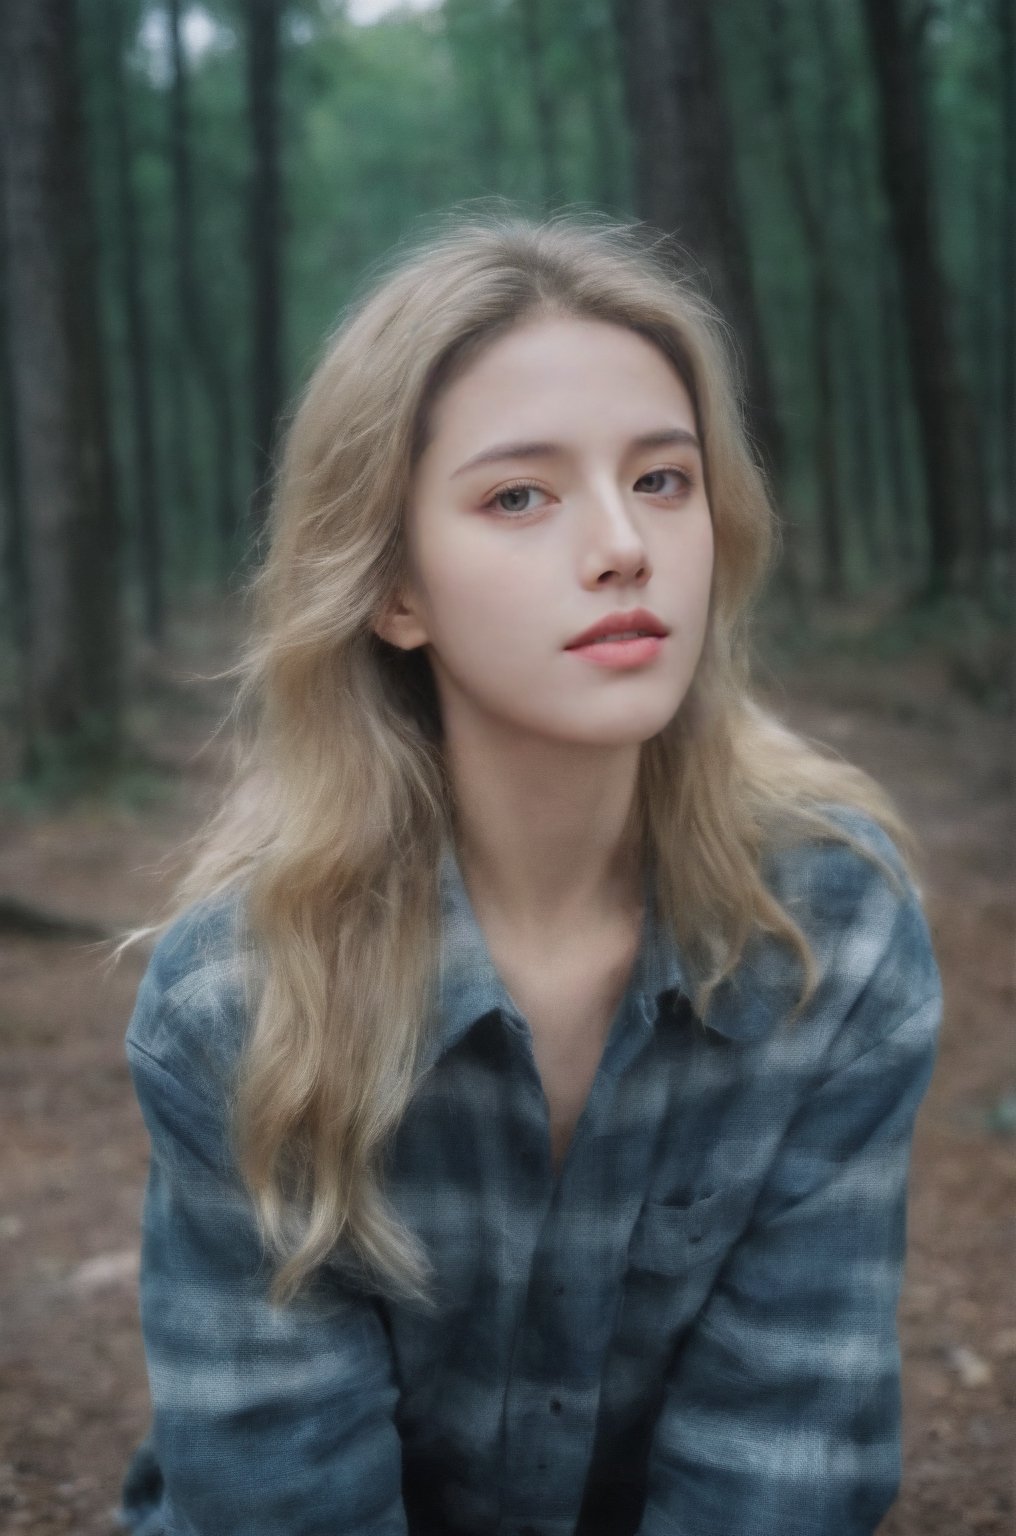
553, 1283, 565, 1296
549, 1398, 562, 1414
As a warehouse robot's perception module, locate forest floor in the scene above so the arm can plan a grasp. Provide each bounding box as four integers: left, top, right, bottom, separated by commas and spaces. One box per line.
0, 597, 1012, 1535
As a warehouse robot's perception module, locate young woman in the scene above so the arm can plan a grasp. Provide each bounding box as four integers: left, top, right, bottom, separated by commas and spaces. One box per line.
118, 209, 943, 1536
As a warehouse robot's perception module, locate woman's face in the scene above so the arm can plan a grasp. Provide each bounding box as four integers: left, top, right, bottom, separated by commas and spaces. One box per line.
375, 314, 715, 750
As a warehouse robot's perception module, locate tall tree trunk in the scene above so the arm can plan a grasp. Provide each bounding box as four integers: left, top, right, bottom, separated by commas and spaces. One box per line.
576, 0, 626, 211
999, 0, 1015, 592
0, 136, 30, 696
972, 158, 999, 557
168, 332, 198, 573
108, 0, 163, 642
0, 0, 121, 776
247, 0, 284, 546
860, 0, 986, 597
445, 0, 505, 191
516, 0, 563, 207
167, 0, 237, 580
610, 0, 668, 229
612, 0, 785, 484
813, 0, 883, 582
836, 319, 882, 578
877, 246, 919, 579
0, 384, 31, 726
764, 0, 844, 597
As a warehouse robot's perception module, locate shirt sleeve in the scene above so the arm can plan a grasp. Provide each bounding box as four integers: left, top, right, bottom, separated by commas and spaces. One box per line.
635, 874, 944, 1536
125, 965, 410, 1536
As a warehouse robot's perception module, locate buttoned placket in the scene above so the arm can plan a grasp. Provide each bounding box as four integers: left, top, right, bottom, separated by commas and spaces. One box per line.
494, 992, 659, 1535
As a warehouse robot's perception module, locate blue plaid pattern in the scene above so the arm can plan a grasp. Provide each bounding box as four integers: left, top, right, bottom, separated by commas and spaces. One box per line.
119, 804, 942, 1535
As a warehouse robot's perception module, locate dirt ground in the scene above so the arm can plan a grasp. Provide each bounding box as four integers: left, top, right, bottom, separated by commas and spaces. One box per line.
0, 606, 1012, 1534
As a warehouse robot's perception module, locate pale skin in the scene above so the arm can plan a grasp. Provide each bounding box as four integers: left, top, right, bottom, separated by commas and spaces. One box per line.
374, 314, 715, 1174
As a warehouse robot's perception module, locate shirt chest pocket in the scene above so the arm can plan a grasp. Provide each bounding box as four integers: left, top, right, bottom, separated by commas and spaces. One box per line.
626, 1185, 743, 1277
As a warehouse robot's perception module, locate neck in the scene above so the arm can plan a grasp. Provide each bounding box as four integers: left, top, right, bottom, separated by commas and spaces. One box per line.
445, 726, 645, 947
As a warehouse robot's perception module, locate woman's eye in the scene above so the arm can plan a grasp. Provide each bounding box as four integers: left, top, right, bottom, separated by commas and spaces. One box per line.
485, 482, 549, 516
637, 467, 693, 497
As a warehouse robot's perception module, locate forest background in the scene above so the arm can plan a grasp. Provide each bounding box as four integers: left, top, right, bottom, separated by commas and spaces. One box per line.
1, 0, 1013, 776
0, 1, 1013, 1533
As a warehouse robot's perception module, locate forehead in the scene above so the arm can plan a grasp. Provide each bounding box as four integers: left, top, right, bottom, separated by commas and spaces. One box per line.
424, 316, 696, 452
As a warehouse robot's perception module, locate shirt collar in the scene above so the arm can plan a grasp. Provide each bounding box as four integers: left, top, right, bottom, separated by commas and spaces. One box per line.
421, 837, 794, 1074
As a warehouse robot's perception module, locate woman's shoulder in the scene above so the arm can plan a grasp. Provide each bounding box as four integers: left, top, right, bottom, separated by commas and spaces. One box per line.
764, 801, 941, 1036
125, 888, 258, 1106
764, 800, 917, 916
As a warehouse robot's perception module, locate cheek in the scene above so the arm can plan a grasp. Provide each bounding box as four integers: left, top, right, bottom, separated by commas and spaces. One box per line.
665, 511, 714, 614
424, 535, 545, 643
416, 558, 518, 674
697, 519, 716, 610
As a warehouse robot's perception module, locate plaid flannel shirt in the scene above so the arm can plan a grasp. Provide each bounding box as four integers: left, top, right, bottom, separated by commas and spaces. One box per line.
119, 803, 942, 1536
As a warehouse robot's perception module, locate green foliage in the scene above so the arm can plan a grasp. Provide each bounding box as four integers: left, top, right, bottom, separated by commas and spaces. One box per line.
923, 0, 1011, 507
6, 707, 122, 807
2, 729, 178, 815
760, 584, 1014, 717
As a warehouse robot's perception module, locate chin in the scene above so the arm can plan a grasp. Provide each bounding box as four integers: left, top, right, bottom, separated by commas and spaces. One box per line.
543, 709, 679, 748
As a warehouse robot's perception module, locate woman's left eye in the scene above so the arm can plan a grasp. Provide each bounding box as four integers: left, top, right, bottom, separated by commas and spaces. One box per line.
636, 467, 693, 496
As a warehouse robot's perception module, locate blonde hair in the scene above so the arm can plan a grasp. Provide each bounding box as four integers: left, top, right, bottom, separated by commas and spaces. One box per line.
137, 206, 922, 1308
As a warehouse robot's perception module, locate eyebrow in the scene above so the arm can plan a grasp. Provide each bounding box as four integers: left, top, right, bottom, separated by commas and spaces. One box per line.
450, 427, 702, 479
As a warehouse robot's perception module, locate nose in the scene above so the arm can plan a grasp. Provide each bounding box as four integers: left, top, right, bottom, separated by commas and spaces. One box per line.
576, 476, 651, 586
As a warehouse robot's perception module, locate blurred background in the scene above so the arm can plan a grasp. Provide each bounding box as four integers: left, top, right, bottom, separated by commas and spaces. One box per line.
0, 1, 1012, 1532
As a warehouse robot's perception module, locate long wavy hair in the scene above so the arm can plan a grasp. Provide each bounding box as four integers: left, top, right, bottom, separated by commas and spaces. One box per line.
139, 206, 921, 1308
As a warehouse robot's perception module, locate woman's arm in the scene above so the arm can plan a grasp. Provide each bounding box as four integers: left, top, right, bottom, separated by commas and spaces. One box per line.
635, 873, 943, 1536
124, 951, 409, 1536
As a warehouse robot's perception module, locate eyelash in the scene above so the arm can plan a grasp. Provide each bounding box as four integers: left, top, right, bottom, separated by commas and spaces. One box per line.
482, 467, 695, 518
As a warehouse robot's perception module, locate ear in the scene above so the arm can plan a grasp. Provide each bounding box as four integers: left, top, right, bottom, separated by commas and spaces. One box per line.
372, 592, 430, 652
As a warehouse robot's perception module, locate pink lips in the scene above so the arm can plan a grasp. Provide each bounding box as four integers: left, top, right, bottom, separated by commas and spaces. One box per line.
564, 606, 669, 649
566, 635, 665, 669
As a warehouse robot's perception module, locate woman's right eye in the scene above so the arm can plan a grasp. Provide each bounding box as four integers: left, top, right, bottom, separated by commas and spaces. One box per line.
483, 481, 550, 517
